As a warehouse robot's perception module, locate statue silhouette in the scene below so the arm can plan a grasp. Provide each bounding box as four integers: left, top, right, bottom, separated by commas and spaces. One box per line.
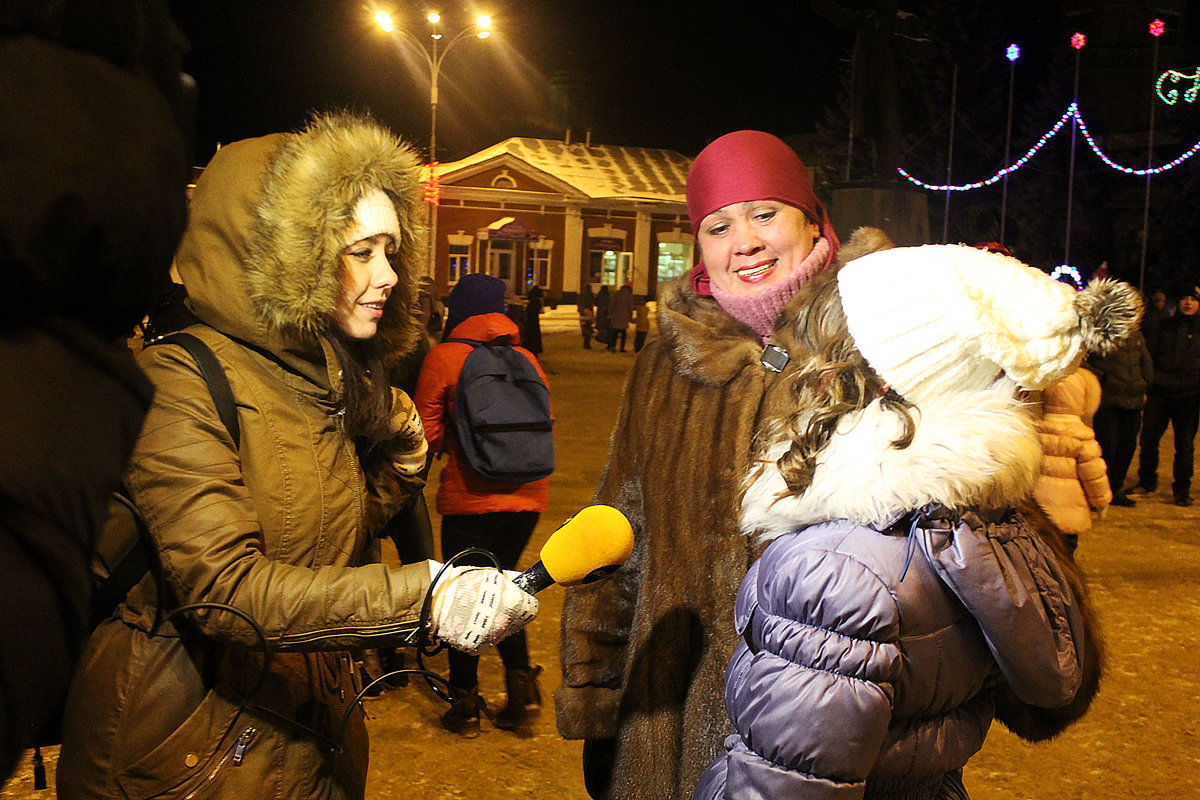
812, 0, 930, 179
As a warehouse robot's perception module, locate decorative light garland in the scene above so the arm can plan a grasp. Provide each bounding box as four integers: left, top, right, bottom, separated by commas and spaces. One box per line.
1157, 69, 1200, 105
897, 102, 1200, 191
423, 162, 441, 205
1050, 264, 1083, 288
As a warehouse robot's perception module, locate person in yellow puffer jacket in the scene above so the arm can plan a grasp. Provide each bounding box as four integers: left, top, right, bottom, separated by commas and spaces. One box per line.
1032, 366, 1112, 556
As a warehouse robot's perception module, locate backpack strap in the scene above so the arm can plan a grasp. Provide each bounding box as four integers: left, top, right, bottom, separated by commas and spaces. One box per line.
447, 336, 513, 347
89, 493, 153, 628
92, 330, 240, 625
155, 330, 240, 447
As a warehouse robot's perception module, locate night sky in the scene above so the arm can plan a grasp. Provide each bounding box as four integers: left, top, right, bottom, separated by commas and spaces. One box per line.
170, 0, 1074, 166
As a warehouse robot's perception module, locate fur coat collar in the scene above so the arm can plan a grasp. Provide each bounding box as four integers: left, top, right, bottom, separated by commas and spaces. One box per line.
742, 380, 1043, 543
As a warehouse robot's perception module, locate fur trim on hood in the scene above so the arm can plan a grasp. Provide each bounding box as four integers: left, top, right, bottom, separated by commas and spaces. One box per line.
742, 381, 1043, 543
175, 112, 426, 373
247, 113, 425, 357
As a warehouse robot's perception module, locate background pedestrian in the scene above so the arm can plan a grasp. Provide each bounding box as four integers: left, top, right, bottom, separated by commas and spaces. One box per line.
416, 273, 552, 739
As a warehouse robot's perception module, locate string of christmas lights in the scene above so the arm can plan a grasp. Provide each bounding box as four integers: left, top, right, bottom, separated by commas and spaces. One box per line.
897, 102, 1200, 191
1049, 264, 1084, 287
1157, 69, 1200, 105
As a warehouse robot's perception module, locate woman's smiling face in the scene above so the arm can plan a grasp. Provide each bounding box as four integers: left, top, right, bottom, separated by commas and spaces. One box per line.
334, 233, 398, 340
697, 200, 819, 297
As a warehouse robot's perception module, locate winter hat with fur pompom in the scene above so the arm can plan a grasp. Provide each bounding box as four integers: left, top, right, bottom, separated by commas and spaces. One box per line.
837, 244, 1141, 407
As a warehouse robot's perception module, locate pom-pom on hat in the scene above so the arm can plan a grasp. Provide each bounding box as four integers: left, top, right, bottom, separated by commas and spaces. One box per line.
342, 187, 402, 248
837, 244, 1141, 407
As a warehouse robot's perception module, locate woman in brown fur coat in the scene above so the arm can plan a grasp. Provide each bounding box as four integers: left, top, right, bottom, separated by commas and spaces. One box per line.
556, 130, 890, 800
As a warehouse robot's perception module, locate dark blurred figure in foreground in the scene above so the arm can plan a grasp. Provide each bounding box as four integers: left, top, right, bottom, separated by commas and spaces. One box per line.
0, 0, 191, 781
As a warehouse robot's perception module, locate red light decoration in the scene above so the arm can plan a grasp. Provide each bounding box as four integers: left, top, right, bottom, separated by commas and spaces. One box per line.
423, 163, 440, 206
1071, 32, 1086, 49
1150, 18, 1165, 37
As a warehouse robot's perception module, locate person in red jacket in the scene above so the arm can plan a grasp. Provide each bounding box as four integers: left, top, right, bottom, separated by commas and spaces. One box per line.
415, 273, 552, 738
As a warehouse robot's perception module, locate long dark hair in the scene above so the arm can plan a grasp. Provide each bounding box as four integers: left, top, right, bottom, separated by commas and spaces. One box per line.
328, 330, 393, 446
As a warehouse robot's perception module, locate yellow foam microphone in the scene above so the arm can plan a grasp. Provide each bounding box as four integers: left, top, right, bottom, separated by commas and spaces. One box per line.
512, 505, 634, 594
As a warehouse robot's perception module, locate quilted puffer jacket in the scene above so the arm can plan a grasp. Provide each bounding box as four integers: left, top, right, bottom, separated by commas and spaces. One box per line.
57, 114, 433, 800
1032, 368, 1111, 537
695, 384, 1097, 800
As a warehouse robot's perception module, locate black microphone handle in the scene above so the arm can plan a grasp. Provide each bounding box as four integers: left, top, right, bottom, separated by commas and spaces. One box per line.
513, 561, 554, 595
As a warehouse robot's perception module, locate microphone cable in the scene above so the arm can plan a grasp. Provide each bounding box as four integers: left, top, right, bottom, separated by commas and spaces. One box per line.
147, 544, 503, 756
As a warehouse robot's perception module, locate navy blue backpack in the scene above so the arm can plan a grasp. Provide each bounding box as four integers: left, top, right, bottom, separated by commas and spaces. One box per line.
449, 337, 555, 483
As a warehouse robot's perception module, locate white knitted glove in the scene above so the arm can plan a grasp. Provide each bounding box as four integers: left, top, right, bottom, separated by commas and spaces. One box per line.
428, 565, 538, 655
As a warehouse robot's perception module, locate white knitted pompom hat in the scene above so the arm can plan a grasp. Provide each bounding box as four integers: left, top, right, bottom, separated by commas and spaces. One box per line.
837, 244, 1141, 406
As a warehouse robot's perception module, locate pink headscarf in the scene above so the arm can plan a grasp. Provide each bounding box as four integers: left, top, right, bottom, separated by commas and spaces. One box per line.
686, 130, 839, 296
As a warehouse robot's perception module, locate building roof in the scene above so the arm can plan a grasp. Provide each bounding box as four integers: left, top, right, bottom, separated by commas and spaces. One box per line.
436, 137, 691, 204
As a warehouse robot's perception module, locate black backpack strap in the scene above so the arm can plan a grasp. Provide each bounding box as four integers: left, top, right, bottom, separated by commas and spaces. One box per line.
90, 493, 153, 628
447, 336, 513, 347
92, 330, 240, 626
155, 330, 240, 447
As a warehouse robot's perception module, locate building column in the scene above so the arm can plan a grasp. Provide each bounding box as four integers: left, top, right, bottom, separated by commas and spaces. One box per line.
562, 207, 583, 295
633, 210, 652, 296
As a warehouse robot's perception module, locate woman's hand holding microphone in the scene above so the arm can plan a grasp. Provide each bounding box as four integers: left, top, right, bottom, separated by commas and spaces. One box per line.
426, 563, 538, 656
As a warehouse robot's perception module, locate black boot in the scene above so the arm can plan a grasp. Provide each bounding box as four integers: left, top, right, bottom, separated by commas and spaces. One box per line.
378, 646, 409, 689
441, 687, 486, 738
494, 666, 542, 737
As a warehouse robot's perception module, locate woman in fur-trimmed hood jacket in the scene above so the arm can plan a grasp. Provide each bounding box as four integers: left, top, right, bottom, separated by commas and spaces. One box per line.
57, 113, 437, 799
694, 246, 1132, 800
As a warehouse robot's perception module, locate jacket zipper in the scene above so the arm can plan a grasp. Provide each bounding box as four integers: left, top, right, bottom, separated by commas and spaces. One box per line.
181, 726, 257, 799
334, 405, 369, 554
275, 618, 421, 648
232, 726, 257, 765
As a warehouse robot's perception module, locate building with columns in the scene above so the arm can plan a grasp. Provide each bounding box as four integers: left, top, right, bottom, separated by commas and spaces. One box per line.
428, 136, 693, 303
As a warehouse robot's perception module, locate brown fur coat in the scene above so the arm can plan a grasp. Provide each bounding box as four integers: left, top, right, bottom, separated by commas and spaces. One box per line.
556, 228, 891, 800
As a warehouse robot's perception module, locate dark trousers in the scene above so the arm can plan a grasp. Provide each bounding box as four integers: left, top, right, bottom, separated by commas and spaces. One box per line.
441, 510, 539, 689
608, 327, 627, 351
633, 330, 647, 352
1093, 406, 1142, 496
1137, 390, 1200, 496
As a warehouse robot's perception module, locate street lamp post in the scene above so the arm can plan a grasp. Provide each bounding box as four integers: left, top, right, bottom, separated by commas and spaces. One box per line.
375, 10, 491, 164
375, 10, 492, 277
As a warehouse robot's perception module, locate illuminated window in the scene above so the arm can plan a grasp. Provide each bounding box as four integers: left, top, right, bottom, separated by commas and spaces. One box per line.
527, 242, 551, 289
448, 243, 470, 283
488, 239, 515, 281
656, 242, 690, 282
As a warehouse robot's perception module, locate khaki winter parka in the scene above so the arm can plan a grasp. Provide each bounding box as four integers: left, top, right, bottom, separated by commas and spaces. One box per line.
58, 115, 433, 800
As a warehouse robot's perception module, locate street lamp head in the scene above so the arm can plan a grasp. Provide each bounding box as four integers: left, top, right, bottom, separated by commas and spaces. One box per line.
375, 11, 394, 32
476, 15, 491, 29
427, 12, 441, 24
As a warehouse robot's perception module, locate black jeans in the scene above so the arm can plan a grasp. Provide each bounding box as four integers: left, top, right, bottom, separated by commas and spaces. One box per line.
1093, 406, 1142, 496
1137, 390, 1200, 496
441, 510, 539, 689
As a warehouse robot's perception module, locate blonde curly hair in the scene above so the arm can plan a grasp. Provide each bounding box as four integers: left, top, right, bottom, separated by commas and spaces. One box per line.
757, 266, 916, 497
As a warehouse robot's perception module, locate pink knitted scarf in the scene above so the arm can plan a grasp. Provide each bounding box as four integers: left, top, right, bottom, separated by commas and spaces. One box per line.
709, 238, 831, 342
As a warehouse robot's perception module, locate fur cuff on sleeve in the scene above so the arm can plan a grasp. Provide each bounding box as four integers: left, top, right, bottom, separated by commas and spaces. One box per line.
554, 685, 622, 739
